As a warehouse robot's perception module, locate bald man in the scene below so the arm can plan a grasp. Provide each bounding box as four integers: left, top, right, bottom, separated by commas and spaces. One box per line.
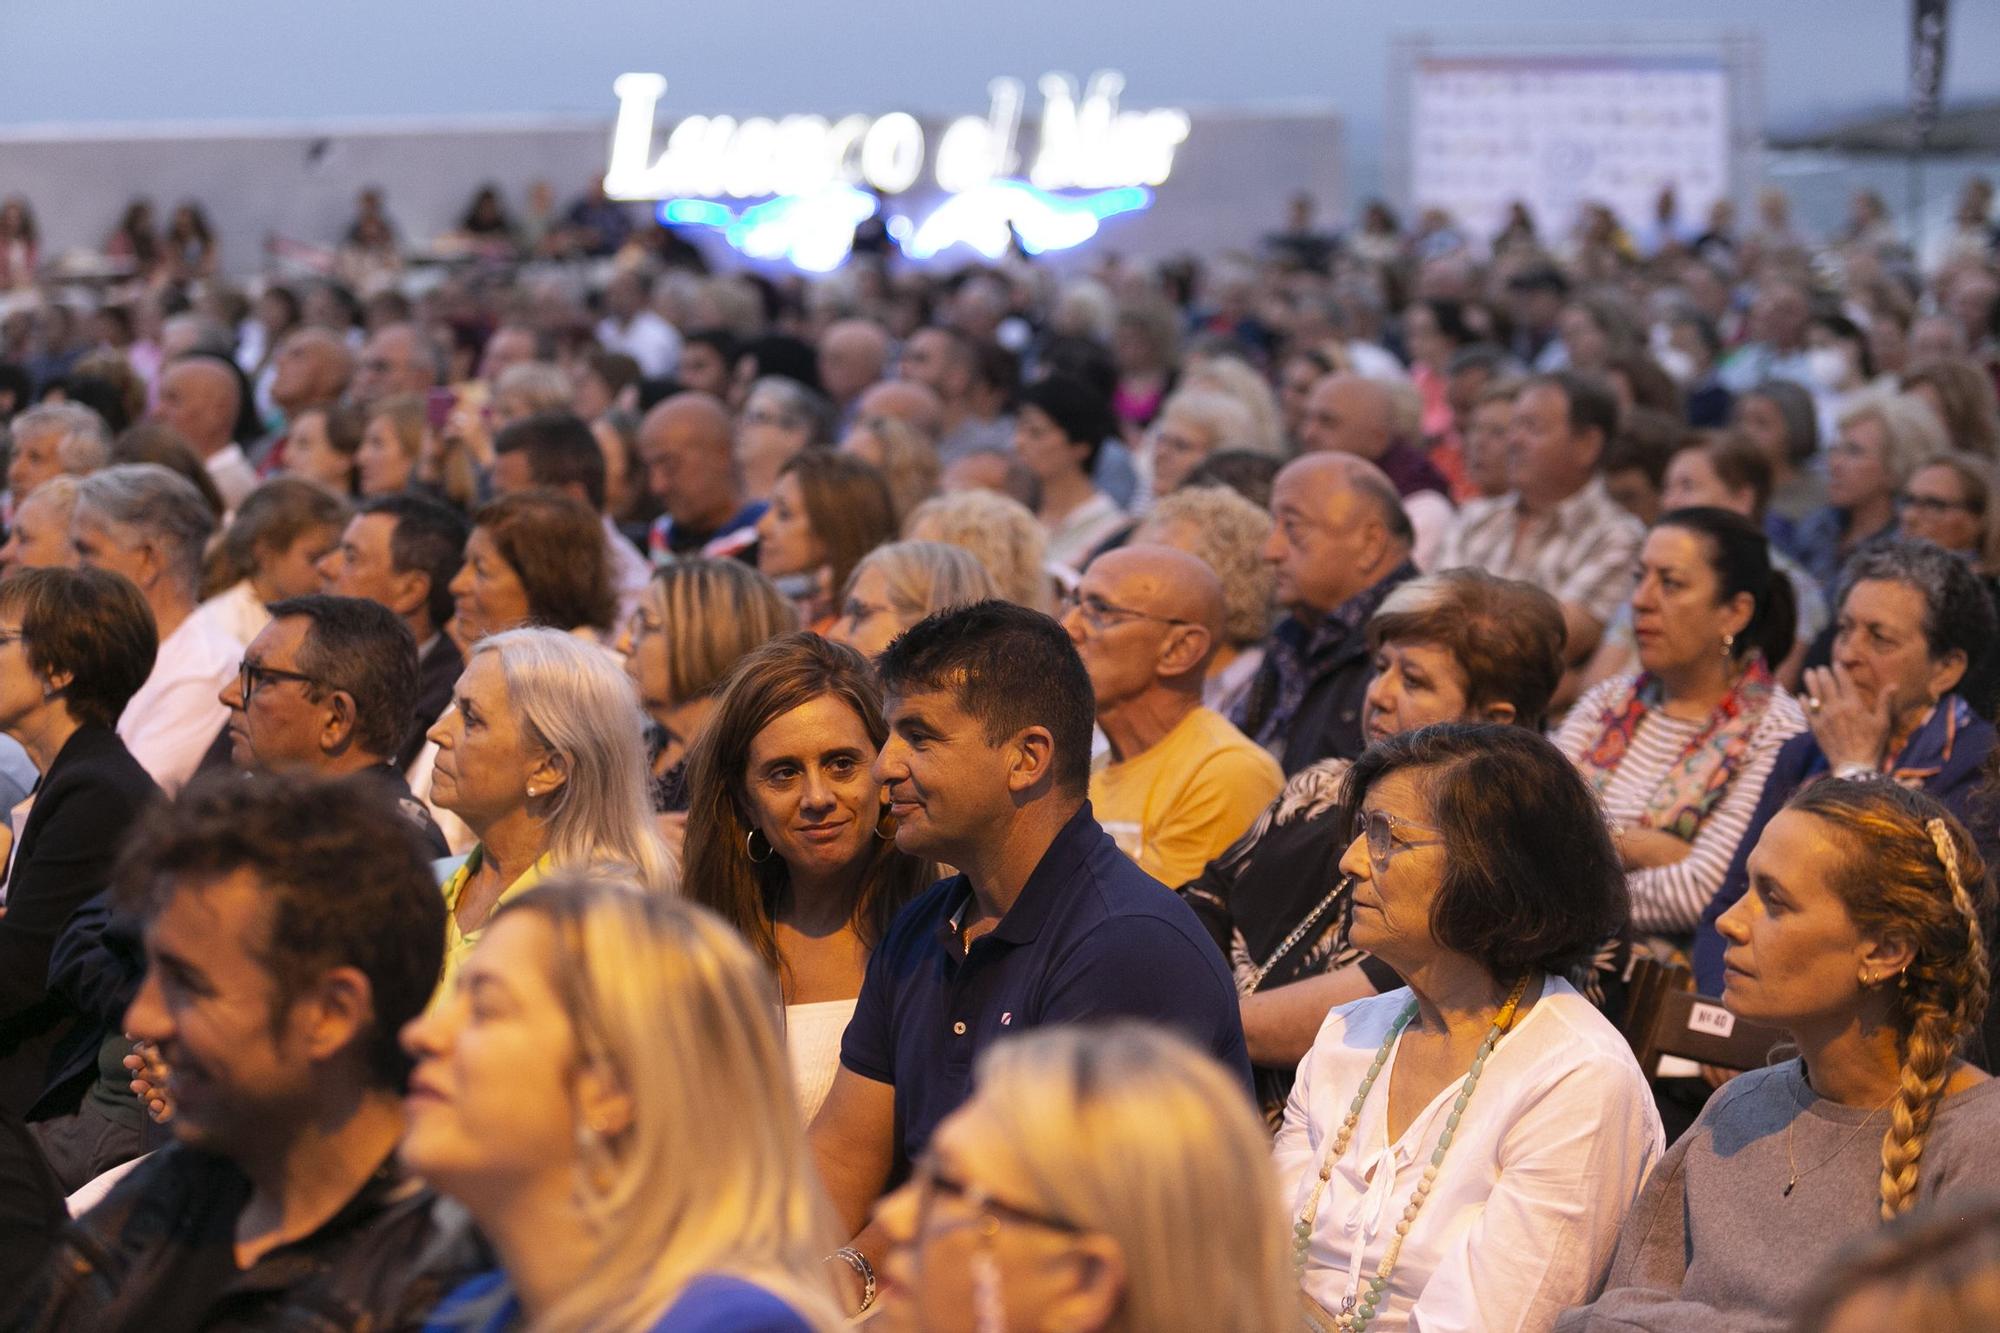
350, 323, 441, 409
257, 329, 355, 469
1233, 453, 1417, 773
1064, 544, 1284, 886
1298, 372, 1453, 569
818, 319, 890, 420
845, 379, 943, 445
152, 357, 256, 509
639, 392, 765, 562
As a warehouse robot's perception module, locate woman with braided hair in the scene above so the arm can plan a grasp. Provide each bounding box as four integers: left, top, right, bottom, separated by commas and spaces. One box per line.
1560, 779, 2000, 1331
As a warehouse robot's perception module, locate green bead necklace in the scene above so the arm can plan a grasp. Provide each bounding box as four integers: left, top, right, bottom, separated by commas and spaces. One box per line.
1293, 973, 1532, 1332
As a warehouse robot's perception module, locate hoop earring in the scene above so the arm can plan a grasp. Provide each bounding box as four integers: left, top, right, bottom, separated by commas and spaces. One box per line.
875, 807, 897, 841
746, 828, 774, 863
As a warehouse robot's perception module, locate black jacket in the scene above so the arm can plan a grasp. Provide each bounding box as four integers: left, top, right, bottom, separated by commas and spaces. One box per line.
10, 1145, 485, 1333
0, 726, 159, 1116
398, 635, 462, 773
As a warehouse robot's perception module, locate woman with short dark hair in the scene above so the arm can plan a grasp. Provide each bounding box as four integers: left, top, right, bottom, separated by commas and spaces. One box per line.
1278, 724, 1661, 1331
451, 491, 616, 646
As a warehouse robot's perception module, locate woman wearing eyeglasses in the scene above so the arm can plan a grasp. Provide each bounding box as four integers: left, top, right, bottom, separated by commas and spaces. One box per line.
869, 1022, 1293, 1333
1276, 725, 1661, 1332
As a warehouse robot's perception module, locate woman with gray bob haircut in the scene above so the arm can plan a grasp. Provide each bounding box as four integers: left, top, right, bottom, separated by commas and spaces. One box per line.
829, 540, 998, 661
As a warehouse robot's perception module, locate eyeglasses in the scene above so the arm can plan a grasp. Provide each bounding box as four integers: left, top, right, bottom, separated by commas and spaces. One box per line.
914, 1153, 1083, 1239
1355, 808, 1444, 872
237, 659, 322, 700
1060, 589, 1191, 633
1897, 492, 1980, 517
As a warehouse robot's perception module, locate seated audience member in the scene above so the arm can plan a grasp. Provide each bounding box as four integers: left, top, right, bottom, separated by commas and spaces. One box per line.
683, 634, 929, 1120
619, 557, 798, 823
1184, 447, 1283, 512
572, 349, 640, 423
355, 393, 427, 499
1065, 545, 1283, 887
899, 325, 1013, 467
1899, 453, 2000, 579
317, 494, 469, 770
217, 595, 446, 856
351, 322, 444, 410
1732, 379, 1825, 553
641, 393, 765, 562
1146, 387, 1258, 498
1792, 1194, 2000, 1331
407, 880, 843, 1331
15, 772, 482, 1328
1694, 541, 1999, 1001
109, 423, 227, 519
427, 628, 674, 994
1600, 408, 1683, 529
902, 489, 1051, 613
839, 399, 941, 523
1557, 508, 1808, 949
819, 318, 890, 423
448, 490, 617, 647
1234, 453, 1417, 773
1795, 393, 1950, 594
5, 403, 110, 511
829, 540, 996, 662
491, 363, 573, 431
870, 1024, 1292, 1333
151, 356, 257, 510
1281, 725, 1661, 1331
1562, 782, 2000, 1331
1186, 570, 1569, 1119
739, 375, 835, 503
1132, 485, 1278, 719
756, 449, 898, 632
595, 269, 681, 378
1902, 356, 2000, 462
1297, 371, 1455, 569
280, 402, 363, 495
260, 327, 355, 470
73, 465, 236, 793
939, 445, 1040, 511
1435, 371, 1644, 673
0, 570, 158, 1132
1456, 379, 1520, 502
489, 409, 652, 624
1014, 374, 1129, 575
195, 476, 350, 649
0, 475, 81, 575
809, 601, 1249, 1317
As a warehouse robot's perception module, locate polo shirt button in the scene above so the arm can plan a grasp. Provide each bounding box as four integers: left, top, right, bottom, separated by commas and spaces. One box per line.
952, 1021, 967, 1036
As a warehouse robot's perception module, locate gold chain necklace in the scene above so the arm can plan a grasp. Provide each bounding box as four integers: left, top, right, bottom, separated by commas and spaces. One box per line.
1783, 1092, 1896, 1197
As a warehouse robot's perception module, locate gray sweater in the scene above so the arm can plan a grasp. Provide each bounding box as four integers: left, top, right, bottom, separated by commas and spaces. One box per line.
1555, 1058, 2000, 1332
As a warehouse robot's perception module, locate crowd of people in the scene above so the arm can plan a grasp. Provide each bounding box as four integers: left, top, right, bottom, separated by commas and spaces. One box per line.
0, 165, 1995, 1331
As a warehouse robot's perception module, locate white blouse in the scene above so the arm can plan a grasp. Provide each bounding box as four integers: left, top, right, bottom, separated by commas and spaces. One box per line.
1274, 978, 1663, 1333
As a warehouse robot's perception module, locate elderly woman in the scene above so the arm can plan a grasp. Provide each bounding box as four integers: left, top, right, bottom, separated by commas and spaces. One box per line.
426, 628, 674, 994
1694, 540, 1999, 1007
0, 570, 158, 1143
1562, 783, 2000, 1332
356, 393, 427, 498
1134, 485, 1277, 719
756, 450, 898, 632
1015, 374, 1129, 574
739, 376, 834, 504
194, 477, 350, 648
618, 557, 797, 822
5, 403, 110, 505
1146, 388, 1258, 499
828, 541, 996, 662
869, 1024, 1293, 1333
0, 475, 81, 575
72, 464, 235, 793
1795, 393, 1949, 594
407, 879, 843, 1330
1183, 570, 1570, 1120
1731, 380, 1823, 554
1558, 508, 1808, 949
903, 489, 1051, 613
448, 490, 616, 648
1279, 725, 1661, 1330
1897, 452, 2000, 577
682, 634, 928, 1119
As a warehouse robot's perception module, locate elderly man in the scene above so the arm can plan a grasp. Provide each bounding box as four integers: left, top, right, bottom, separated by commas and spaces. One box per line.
641, 392, 764, 562
737, 376, 834, 503
71, 465, 238, 792
1064, 544, 1283, 887
844, 379, 943, 446
255, 329, 354, 470
151, 357, 256, 509
5, 404, 109, 515
595, 270, 680, 377
1434, 371, 1643, 673
898, 325, 1013, 466
217, 595, 446, 855
349, 323, 441, 409
490, 410, 652, 622
1298, 372, 1453, 569
1234, 453, 1417, 774
817, 318, 890, 426
0, 476, 81, 576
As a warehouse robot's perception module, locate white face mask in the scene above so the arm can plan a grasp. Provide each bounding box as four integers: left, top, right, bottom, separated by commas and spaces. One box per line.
1806, 345, 1853, 392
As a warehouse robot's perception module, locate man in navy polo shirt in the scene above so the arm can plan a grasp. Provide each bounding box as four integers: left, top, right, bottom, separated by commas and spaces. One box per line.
809, 600, 1250, 1314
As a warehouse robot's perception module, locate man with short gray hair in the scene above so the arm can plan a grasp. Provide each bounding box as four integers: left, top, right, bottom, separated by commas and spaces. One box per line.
737, 376, 833, 503
72, 464, 238, 791
5, 404, 110, 518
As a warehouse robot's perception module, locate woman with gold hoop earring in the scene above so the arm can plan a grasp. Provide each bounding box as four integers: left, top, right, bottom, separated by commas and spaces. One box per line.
683, 632, 929, 1119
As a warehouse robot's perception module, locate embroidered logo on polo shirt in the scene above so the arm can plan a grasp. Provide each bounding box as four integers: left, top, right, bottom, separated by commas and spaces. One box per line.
1000, 1012, 1013, 1026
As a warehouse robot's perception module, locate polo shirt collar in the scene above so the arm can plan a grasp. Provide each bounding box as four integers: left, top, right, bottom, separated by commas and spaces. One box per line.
931, 802, 1100, 955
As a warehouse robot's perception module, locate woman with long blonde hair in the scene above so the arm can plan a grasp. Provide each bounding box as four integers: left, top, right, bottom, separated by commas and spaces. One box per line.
405, 876, 843, 1331
869, 1022, 1293, 1333
1561, 779, 2000, 1330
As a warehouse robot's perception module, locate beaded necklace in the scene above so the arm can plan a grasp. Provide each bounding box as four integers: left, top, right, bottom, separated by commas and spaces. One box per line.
1293, 973, 1533, 1332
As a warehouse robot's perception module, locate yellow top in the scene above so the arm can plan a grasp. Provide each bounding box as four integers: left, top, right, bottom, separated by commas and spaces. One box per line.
435, 846, 555, 1000
1089, 705, 1284, 889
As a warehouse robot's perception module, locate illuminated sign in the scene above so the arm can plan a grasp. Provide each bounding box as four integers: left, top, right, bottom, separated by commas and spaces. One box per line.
606, 71, 1188, 202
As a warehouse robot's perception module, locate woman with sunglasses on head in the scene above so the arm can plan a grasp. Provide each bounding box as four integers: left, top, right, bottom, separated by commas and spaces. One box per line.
1277, 725, 1660, 1332
1560, 781, 1999, 1331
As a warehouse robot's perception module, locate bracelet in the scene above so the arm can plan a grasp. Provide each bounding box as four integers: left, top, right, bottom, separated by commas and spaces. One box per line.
829, 1245, 876, 1313
1831, 761, 1878, 781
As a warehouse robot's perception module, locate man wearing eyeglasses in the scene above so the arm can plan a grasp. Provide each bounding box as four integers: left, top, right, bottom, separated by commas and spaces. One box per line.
216, 595, 447, 857
1062, 545, 1282, 888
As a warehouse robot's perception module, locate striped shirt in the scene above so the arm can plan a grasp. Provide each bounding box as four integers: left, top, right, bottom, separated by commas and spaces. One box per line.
1434, 477, 1644, 628
1556, 676, 1809, 936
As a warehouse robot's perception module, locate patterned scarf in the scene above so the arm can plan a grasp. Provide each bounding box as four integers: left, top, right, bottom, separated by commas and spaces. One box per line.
1578, 657, 1779, 841
1237, 562, 1416, 748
